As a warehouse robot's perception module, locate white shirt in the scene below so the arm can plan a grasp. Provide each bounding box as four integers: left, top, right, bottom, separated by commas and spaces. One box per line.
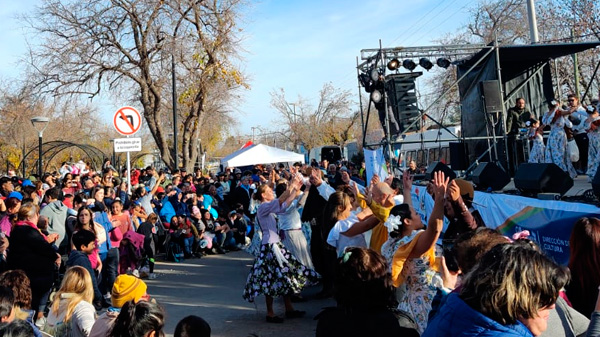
326, 210, 367, 256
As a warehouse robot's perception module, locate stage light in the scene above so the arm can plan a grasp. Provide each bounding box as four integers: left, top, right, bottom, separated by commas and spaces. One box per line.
436, 57, 451, 68
370, 68, 381, 82
402, 59, 416, 71
370, 89, 383, 103
387, 58, 400, 71
419, 58, 433, 70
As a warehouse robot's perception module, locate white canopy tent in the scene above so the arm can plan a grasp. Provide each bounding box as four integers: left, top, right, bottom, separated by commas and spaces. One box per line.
220, 143, 305, 168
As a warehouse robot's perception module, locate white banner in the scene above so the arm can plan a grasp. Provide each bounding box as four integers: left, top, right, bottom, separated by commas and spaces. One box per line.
409, 186, 598, 265
364, 147, 388, 184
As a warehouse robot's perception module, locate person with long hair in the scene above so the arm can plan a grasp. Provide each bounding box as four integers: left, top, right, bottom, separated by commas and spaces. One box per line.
42, 266, 96, 337
242, 175, 319, 323
585, 105, 600, 182
316, 247, 419, 337
379, 171, 448, 333
7, 202, 60, 323
108, 300, 165, 337
424, 243, 570, 336
72, 207, 103, 273
566, 216, 600, 318
90, 185, 120, 299
542, 100, 577, 178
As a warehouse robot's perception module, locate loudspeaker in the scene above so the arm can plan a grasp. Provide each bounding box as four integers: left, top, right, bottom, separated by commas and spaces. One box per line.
449, 142, 468, 171
481, 80, 502, 113
472, 162, 510, 191
425, 161, 456, 181
514, 163, 574, 195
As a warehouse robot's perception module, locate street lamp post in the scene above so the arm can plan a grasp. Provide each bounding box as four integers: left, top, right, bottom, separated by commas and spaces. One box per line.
30, 117, 50, 177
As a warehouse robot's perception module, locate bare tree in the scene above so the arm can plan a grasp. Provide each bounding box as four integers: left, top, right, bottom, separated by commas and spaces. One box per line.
270, 83, 357, 151
24, 0, 247, 171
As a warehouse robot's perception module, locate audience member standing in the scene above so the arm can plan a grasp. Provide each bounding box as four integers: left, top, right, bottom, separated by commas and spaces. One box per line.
40, 187, 69, 254
566, 216, 600, 318
8, 202, 60, 324
316, 247, 419, 337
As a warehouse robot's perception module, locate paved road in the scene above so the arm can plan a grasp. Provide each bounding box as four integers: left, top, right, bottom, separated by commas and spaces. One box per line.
146, 251, 334, 337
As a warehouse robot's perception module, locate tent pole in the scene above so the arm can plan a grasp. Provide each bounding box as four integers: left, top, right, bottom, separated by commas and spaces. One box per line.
494, 34, 510, 171
357, 56, 366, 150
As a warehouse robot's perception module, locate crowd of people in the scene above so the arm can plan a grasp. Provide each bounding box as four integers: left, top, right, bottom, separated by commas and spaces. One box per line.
0, 139, 598, 336
0, 161, 243, 336
226, 158, 600, 336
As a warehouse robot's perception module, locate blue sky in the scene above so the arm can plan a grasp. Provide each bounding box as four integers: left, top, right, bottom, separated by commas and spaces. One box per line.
0, 0, 473, 135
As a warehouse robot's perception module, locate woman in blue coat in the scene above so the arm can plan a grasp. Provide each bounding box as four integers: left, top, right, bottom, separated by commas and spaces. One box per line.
423, 242, 569, 337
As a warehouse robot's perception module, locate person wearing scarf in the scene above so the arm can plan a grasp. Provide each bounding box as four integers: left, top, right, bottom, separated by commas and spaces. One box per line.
7, 202, 61, 324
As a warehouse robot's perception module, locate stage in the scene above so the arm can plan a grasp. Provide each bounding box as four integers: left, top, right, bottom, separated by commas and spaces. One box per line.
500, 175, 594, 198
410, 177, 599, 266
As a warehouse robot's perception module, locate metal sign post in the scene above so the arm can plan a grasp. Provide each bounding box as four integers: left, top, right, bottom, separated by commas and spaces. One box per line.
113, 107, 142, 195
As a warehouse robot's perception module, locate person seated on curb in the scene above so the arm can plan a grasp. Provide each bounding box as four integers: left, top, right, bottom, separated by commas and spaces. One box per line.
88, 274, 149, 337
66, 230, 104, 310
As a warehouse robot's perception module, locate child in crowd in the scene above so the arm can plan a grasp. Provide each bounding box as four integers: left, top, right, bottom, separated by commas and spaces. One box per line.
137, 213, 159, 279
66, 230, 104, 310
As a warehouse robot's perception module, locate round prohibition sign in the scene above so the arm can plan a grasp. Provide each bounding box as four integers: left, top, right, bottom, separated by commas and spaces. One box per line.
113, 106, 142, 136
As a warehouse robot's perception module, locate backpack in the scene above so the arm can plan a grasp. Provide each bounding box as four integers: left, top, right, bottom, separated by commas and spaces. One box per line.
167, 240, 184, 262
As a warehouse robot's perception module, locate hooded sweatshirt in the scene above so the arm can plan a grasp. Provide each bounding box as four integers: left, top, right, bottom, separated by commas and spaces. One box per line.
40, 200, 69, 251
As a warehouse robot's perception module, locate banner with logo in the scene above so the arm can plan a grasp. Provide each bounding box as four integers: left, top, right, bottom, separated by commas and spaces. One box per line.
410, 187, 598, 265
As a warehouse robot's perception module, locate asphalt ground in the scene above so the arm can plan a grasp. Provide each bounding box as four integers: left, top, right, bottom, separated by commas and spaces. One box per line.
146, 251, 334, 337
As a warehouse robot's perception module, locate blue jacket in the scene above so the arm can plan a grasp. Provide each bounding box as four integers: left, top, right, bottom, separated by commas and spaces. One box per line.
66, 250, 102, 301
423, 293, 534, 337
159, 198, 176, 224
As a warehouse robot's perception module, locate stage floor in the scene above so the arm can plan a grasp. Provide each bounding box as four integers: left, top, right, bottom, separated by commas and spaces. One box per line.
500, 175, 594, 198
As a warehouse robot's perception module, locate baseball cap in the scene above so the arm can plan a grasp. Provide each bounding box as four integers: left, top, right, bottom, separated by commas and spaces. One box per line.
7, 191, 22, 201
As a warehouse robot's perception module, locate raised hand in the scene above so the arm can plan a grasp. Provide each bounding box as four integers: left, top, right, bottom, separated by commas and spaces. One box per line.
402, 169, 413, 191
341, 171, 350, 184
309, 167, 322, 186
431, 171, 450, 201
447, 179, 461, 201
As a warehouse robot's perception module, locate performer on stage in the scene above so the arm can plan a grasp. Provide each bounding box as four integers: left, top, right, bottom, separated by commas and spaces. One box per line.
527, 118, 545, 163
542, 100, 577, 178
506, 98, 531, 174
585, 105, 600, 182
566, 94, 589, 174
